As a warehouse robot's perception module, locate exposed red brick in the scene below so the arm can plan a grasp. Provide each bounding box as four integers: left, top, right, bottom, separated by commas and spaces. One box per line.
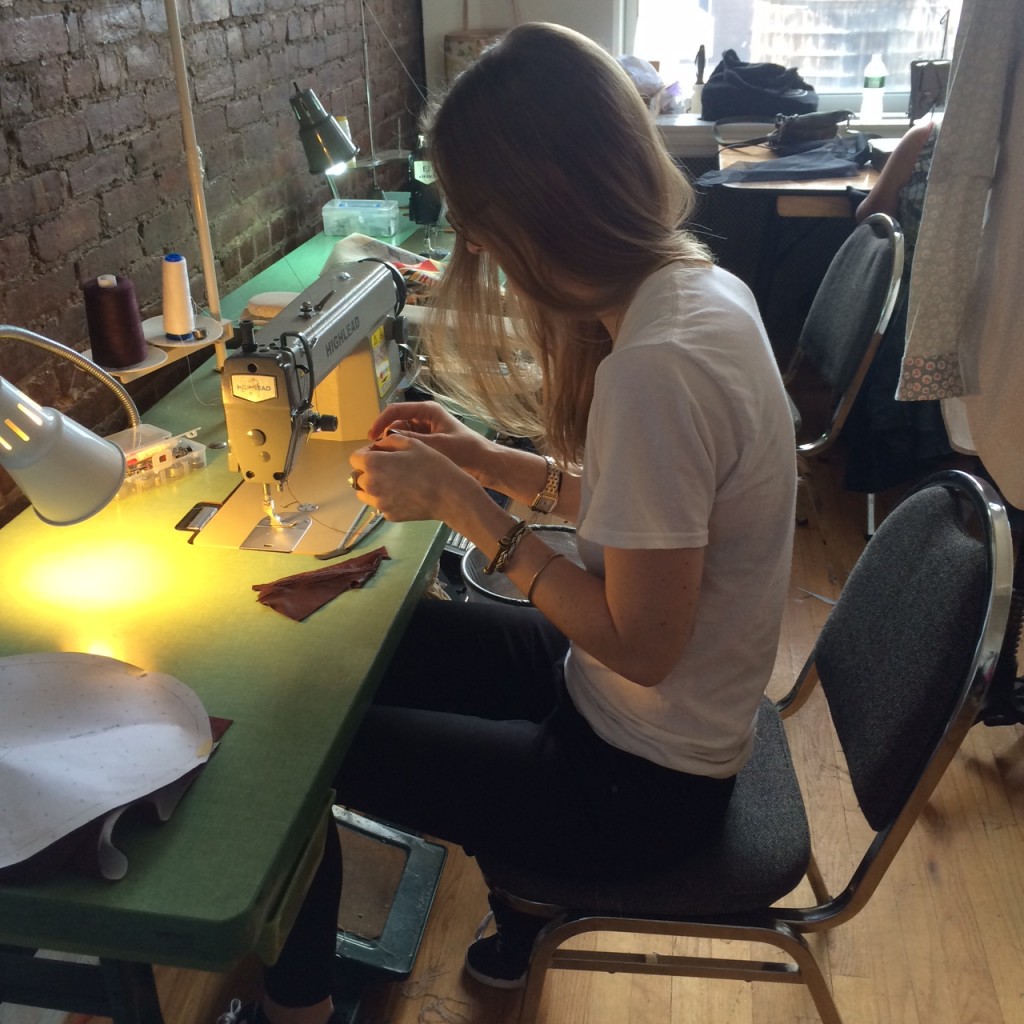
17, 113, 90, 167
34, 200, 103, 262
0, 0, 426, 522
0, 14, 69, 65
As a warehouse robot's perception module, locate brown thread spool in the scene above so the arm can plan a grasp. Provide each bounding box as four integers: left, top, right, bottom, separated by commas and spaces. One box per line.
82, 274, 148, 369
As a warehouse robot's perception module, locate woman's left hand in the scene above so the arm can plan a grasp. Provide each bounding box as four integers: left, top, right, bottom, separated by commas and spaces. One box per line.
348, 432, 477, 523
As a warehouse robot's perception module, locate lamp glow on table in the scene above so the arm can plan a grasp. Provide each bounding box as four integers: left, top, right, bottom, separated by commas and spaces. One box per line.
0, 325, 139, 526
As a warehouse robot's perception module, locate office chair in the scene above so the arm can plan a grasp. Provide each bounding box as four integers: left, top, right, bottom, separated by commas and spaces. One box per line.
785, 211, 904, 543
476, 470, 1013, 1024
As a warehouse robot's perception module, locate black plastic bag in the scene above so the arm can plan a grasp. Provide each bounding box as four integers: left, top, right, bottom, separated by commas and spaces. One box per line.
701, 49, 818, 121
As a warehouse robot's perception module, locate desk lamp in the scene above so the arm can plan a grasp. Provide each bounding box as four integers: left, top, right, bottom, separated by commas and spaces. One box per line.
0, 326, 140, 526
291, 85, 359, 198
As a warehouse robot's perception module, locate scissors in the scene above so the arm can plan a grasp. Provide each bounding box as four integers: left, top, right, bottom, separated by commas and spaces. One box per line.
314, 504, 385, 561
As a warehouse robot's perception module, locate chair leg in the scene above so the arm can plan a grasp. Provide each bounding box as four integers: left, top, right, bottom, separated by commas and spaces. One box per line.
796, 458, 841, 586
805, 851, 831, 905
768, 925, 845, 1024
515, 914, 845, 1024
866, 492, 876, 539
517, 920, 561, 1024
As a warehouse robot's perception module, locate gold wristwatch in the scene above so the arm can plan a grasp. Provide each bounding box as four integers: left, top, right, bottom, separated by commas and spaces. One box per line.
530, 455, 563, 514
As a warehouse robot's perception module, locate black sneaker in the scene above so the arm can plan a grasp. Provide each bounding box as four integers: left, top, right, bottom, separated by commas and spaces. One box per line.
463, 909, 540, 990
216, 1000, 259, 1024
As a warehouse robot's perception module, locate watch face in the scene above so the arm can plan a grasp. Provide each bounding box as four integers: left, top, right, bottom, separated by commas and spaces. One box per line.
531, 494, 558, 514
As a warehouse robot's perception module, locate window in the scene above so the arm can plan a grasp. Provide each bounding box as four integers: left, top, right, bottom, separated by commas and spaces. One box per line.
634, 0, 961, 96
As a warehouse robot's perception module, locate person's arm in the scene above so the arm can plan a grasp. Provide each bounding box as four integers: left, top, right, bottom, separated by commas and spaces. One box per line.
503, 535, 702, 687
367, 400, 581, 521
434, 473, 698, 687
349, 434, 694, 687
855, 121, 935, 223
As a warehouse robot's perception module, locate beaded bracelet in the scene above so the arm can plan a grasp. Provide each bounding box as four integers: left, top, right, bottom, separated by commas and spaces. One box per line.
526, 552, 565, 604
483, 519, 531, 575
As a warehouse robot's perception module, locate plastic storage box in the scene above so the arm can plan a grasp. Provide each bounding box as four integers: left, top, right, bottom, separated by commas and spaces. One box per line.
322, 199, 399, 238
106, 424, 208, 499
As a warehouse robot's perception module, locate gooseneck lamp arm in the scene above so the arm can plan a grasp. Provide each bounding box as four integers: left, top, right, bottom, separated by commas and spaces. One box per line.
0, 326, 140, 526
1, 326, 140, 427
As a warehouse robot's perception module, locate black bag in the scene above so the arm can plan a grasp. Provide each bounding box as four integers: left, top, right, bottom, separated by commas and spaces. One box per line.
713, 110, 855, 157
701, 49, 819, 122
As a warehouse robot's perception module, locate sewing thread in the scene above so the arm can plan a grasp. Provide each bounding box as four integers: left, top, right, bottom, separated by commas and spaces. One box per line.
81, 274, 148, 368
162, 253, 196, 340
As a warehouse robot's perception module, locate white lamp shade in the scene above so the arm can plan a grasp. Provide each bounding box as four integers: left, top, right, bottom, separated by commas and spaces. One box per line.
0, 377, 126, 526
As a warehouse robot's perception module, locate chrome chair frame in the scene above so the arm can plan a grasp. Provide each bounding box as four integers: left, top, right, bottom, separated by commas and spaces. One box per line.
786, 212, 904, 544
481, 471, 1013, 1024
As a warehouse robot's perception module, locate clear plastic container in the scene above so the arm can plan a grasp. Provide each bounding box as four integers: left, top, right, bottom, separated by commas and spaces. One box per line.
322, 199, 399, 238
107, 425, 207, 500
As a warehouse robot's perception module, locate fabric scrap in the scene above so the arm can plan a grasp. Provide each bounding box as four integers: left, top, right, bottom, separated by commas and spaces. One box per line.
253, 546, 390, 621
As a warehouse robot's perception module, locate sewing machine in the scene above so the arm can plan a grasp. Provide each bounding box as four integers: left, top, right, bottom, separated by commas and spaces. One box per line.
214, 259, 408, 552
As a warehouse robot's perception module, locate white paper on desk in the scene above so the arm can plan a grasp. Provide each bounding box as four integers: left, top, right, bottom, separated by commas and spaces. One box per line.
0, 652, 212, 871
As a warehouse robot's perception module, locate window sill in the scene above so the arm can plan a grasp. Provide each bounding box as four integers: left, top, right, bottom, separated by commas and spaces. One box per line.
655, 113, 912, 160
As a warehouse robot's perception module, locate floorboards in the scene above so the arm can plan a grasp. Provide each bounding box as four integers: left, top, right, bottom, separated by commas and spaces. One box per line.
87, 454, 1024, 1024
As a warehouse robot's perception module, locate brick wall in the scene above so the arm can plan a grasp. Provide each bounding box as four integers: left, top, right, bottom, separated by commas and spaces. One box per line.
0, 0, 425, 524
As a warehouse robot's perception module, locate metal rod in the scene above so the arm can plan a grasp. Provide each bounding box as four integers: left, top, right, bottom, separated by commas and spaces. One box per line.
360, 1, 385, 198
163, 0, 228, 368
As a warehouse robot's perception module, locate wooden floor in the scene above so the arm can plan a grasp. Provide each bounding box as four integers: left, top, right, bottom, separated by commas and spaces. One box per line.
123, 454, 1024, 1024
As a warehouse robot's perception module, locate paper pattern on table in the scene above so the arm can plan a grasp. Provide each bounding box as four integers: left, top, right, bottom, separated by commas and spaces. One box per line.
0, 652, 212, 870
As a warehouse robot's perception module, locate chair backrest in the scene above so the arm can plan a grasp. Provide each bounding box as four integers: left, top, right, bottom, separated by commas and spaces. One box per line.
790, 212, 904, 456
787, 471, 1012, 924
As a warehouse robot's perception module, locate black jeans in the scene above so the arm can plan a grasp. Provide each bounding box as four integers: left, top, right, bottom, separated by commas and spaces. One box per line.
267, 598, 735, 1005
336, 598, 735, 876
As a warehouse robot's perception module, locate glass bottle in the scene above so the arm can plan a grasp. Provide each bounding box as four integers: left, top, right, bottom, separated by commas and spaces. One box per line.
408, 135, 442, 227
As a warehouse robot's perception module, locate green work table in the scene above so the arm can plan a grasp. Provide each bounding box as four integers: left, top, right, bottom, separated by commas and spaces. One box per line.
0, 230, 447, 1021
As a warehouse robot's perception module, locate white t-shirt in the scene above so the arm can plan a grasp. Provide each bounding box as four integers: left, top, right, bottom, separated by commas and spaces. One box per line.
564, 263, 796, 778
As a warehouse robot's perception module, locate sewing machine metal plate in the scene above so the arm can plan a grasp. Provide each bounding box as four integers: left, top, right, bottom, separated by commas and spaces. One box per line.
240, 511, 314, 553
194, 438, 373, 555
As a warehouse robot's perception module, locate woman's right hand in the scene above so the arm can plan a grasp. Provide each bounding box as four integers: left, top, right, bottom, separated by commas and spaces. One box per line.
368, 401, 496, 482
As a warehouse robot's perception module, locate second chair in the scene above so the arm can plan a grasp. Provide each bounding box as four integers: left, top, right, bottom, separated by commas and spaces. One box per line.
785, 211, 904, 541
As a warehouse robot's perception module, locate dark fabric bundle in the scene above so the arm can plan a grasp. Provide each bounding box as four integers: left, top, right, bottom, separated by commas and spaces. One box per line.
701, 49, 819, 121
253, 546, 390, 621
695, 134, 872, 187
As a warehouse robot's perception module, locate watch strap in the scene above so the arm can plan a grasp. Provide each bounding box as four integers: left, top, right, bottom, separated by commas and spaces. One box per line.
530, 455, 562, 514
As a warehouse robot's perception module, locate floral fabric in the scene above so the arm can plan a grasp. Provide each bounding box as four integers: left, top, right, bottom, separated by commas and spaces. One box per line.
897, 0, 1021, 403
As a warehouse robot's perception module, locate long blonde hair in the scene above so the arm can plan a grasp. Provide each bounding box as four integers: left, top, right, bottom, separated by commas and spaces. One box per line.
421, 22, 710, 464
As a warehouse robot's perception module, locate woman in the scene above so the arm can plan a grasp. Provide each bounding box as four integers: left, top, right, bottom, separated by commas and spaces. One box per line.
221, 21, 795, 1024
855, 118, 938, 248
843, 118, 950, 494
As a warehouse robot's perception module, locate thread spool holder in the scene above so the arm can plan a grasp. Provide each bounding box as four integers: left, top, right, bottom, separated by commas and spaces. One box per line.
94, 315, 232, 384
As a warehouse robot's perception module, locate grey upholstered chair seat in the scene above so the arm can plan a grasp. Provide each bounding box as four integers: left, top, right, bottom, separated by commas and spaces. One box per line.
470, 471, 1014, 1024
478, 700, 809, 918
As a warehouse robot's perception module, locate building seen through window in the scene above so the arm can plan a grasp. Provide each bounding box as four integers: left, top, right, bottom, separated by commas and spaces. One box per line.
635, 0, 961, 96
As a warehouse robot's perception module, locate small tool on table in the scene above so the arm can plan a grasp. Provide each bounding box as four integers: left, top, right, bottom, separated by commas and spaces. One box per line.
315, 503, 385, 561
